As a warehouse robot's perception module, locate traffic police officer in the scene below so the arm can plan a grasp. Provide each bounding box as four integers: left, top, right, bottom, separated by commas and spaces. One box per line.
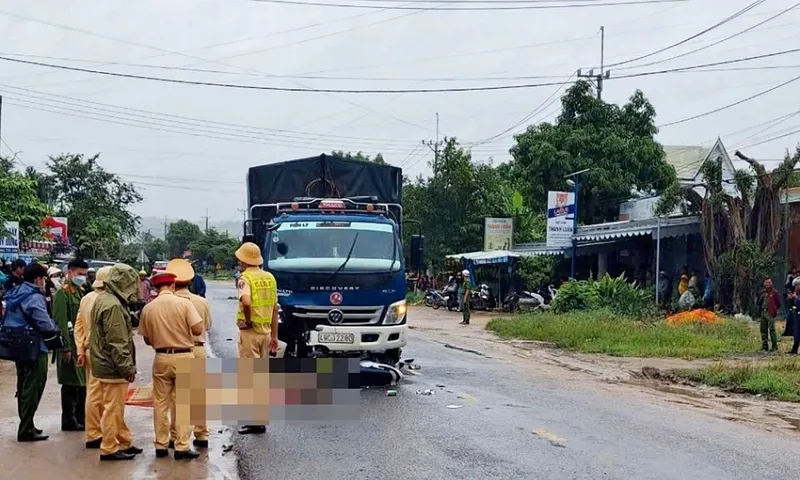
75, 266, 112, 448
235, 242, 278, 435
166, 258, 212, 448
138, 271, 204, 460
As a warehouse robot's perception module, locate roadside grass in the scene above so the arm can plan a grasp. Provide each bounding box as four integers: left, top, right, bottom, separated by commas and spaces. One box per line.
677, 358, 800, 402
486, 309, 760, 359
407, 290, 426, 305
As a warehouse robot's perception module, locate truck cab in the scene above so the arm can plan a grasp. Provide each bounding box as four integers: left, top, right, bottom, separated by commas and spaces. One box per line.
262, 198, 407, 364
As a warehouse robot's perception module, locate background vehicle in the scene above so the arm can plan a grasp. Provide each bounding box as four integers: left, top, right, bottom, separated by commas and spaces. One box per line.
424, 289, 449, 309
243, 154, 423, 365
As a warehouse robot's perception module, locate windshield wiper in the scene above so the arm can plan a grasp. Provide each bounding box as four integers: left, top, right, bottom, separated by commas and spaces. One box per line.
330, 232, 360, 280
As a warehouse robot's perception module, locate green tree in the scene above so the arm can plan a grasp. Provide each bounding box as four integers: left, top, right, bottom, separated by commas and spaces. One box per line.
402, 138, 509, 269
188, 228, 239, 269
0, 157, 50, 241
509, 81, 675, 225
332, 150, 386, 165
34, 153, 142, 259
167, 220, 203, 258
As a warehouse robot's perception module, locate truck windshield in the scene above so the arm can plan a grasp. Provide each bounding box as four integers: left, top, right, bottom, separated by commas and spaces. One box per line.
266, 221, 402, 273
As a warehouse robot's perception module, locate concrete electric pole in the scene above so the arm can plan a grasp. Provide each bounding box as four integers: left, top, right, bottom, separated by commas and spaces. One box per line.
422, 112, 443, 173
577, 26, 610, 100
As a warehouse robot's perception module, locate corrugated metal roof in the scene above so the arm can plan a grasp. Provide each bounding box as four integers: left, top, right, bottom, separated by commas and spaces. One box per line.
663, 145, 711, 180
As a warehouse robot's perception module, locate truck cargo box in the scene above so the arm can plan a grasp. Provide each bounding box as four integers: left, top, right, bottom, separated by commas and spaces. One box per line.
246, 154, 403, 243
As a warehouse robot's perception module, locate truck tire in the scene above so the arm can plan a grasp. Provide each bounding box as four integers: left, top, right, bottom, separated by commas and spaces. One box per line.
385, 348, 401, 365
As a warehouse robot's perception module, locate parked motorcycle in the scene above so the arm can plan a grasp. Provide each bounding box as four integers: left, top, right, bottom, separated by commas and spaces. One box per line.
503, 286, 554, 312
444, 284, 459, 311
424, 289, 449, 310
468, 284, 496, 311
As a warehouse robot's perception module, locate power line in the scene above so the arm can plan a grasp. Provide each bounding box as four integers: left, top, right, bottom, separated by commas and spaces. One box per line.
614, 1, 800, 71
658, 73, 800, 128
248, 0, 688, 10
603, 0, 768, 69
3, 45, 798, 94
0, 84, 422, 146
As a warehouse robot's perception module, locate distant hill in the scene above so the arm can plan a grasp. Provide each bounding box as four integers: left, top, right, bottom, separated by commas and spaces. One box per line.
138, 216, 243, 239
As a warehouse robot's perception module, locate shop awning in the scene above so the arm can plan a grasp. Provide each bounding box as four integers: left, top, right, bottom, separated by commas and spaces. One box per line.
574, 216, 700, 242
513, 243, 565, 257
445, 250, 520, 265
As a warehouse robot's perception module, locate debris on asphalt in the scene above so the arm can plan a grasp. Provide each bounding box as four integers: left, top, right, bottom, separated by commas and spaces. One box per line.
446, 405, 463, 409
222, 444, 234, 454
436, 384, 446, 388
533, 428, 566, 448
387, 389, 397, 397
226, 338, 233, 341
416, 389, 434, 396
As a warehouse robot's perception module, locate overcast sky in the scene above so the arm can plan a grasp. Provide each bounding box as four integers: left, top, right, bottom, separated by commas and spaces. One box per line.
0, 0, 798, 224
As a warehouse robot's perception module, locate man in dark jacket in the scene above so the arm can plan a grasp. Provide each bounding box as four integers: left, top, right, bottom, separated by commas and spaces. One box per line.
757, 277, 781, 352
4, 259, 26, 292
4, 263, 61, 441
189, 270, 206, 298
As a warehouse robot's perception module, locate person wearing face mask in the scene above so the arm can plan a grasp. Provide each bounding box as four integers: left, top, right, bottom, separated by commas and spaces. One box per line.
53, 258, 89, 431
1, 263, 63, 442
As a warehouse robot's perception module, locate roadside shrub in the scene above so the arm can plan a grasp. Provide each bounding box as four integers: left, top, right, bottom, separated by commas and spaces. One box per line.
551, 274, 657, 320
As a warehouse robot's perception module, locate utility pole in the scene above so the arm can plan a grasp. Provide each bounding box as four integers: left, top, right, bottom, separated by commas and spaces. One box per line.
202, 208, 210, 234
422, 112, 443, 173
162, 216, 168, 240
577, 26, 610, 100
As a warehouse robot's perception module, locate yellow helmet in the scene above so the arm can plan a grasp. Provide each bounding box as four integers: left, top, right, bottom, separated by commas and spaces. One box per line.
235, 242, 263, 267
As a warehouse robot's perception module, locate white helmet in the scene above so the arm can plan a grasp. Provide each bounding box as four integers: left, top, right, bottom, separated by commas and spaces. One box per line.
462, 269, 470, 277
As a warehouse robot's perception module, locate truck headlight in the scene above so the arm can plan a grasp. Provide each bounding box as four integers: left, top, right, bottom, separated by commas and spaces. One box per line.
384, 300, 407, 325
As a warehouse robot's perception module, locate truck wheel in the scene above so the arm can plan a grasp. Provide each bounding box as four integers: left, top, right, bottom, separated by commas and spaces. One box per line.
385, 349, 401, 365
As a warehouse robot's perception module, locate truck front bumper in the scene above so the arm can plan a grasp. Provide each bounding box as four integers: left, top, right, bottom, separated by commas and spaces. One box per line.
308, 324, 408, 352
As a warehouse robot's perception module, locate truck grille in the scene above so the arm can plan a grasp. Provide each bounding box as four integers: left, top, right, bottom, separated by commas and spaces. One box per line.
290, 305, 383, 325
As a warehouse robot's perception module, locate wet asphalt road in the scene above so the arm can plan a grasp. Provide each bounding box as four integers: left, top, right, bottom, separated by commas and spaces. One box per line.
205, 281, 800, 480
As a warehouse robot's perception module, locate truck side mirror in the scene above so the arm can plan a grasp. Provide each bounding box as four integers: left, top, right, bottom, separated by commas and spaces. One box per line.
277, 242, 288, 256
410, 234, 424, 271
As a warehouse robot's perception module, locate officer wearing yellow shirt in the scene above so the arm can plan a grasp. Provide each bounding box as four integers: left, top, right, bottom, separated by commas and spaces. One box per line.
234, 242, 278, 435
138, 271, 204, 460
165, 258, 211, 448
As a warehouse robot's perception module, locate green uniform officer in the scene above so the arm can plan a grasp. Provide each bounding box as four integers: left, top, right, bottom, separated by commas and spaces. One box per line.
53, 258, 89, 431
460, 269, 472, 325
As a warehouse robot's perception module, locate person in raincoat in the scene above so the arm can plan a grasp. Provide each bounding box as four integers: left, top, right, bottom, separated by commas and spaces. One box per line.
90, 263, 143, 461
53, 258, 89, 431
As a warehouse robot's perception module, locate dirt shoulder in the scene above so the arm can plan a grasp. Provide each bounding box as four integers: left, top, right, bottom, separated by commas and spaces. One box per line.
409, 306, 800, 436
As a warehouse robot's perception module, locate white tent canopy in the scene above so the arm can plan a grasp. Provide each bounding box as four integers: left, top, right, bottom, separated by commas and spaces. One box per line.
446, 250, 520, 266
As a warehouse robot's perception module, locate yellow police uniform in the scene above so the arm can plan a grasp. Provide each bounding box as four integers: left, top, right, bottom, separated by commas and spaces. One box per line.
138, 277, 204, 456
237, 267, 278, 358
167, 258, 212, 446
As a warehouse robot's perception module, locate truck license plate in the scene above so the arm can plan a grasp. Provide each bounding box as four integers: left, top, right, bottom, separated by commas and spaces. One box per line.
319, 333, 355, 344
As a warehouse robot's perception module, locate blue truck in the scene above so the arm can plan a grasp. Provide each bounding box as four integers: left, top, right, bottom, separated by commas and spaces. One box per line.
243, 154, 421, 365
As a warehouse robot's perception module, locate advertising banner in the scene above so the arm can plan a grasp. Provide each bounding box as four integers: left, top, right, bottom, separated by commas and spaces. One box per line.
546, 191, 575, 248
42, 216, 68, 242
1, 221, 20, 253
484, 218, 513, 251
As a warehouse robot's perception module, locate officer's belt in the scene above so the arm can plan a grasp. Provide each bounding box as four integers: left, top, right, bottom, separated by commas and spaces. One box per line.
155, 348, 192, 354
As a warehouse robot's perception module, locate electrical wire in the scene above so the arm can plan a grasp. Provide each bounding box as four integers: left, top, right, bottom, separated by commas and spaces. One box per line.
0, 84, 423, 147
249, 0, 688, 10
614, 1, 800, 71
658, 73, 800, 128
603, 0, 768, 69
3, 46, 799, 94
